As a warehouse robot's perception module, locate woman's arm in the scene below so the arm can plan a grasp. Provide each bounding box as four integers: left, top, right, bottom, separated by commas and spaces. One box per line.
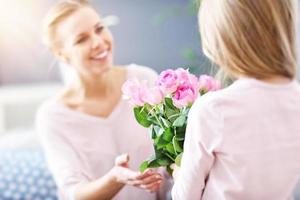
75, 154, 163, 200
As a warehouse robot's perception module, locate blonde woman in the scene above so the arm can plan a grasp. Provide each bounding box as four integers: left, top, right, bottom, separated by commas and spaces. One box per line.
172, 0, 300, 199
36, 0, 166, 199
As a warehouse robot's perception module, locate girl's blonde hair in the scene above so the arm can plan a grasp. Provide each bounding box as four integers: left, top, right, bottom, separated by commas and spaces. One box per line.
42, 0, 90, 53
199, 0, 298, 80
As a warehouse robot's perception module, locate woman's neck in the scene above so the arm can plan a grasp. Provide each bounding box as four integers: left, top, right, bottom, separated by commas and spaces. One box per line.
65, 67, 125, 102
81, 71, 113, 99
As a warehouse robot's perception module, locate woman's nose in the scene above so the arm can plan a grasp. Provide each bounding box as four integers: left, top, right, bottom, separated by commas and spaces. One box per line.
91, 34, 104, 49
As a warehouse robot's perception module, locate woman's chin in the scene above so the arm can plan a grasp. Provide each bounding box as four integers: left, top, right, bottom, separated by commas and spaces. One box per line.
91, 65, 112, 76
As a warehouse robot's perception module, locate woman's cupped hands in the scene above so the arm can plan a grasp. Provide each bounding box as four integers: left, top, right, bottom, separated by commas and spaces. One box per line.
112, 153, 163, 193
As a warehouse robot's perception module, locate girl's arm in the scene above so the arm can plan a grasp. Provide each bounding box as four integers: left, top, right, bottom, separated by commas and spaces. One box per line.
171, 99, 222, 200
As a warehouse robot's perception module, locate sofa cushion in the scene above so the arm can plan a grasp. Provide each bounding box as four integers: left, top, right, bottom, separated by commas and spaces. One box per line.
0, 148, 57, 200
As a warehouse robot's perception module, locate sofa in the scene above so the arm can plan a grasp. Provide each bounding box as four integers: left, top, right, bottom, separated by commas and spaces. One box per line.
0, 131, 299, 200
0, 132, 58, 200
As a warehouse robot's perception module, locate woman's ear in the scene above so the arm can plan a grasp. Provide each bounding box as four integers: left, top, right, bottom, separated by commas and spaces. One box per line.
56, 50, 70, 64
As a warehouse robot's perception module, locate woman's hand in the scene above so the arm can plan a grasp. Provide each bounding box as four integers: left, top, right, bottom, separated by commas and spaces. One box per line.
112, 154, 142, 186
138, 169, 163, 193
112, 154, 163, 192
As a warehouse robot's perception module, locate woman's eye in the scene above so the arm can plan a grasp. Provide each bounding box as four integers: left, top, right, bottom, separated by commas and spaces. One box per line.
76, 37, 87, 44
95, 26, 104, 34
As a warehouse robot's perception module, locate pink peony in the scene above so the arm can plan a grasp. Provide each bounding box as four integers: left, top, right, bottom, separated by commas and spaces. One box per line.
156, 69, 178, 95
175, 68, 190, 84
176, 68, 200, 90
199, 75, 221, 92
172, 83, 199, 108
122, 79, 148, 106
143, 86, 164, 106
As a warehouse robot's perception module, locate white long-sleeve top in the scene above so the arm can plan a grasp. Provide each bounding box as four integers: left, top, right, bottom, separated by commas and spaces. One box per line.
172, 78, 300, 200
36, 64, 159, 200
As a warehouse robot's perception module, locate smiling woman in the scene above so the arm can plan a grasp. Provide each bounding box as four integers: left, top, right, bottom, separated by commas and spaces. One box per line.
36, 1, 170, 200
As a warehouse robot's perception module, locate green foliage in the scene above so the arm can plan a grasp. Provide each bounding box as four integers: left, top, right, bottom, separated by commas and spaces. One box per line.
134, 98, 187, 175
134, 107, 152, 128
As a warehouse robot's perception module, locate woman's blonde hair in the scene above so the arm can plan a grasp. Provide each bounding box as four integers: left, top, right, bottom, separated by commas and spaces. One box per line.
199, 0, 298, 80
42, 0, 90, 53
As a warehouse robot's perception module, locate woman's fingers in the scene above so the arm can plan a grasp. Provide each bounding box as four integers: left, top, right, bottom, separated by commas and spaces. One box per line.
137, 169, 155, 179
141, 179, 163, 192
126, 179, 143, 187
115, 153, 129, 167
140, 173, 162, 185
113, 166, 142, 185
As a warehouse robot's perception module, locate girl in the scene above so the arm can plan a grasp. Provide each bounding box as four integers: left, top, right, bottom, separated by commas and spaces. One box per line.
172, 0, 300, 199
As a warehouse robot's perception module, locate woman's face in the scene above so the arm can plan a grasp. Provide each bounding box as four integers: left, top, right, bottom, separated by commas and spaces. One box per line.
56, 7, 114, 79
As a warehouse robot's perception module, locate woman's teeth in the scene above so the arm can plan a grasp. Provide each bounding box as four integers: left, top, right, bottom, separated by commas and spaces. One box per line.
93, 51, 108, 59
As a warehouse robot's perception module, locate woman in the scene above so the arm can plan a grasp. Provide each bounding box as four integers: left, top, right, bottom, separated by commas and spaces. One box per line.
172, 0, 300, 199
36, 0, 164, 199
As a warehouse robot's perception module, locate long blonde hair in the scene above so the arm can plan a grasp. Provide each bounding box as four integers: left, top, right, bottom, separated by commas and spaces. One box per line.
199, 0, 298, 80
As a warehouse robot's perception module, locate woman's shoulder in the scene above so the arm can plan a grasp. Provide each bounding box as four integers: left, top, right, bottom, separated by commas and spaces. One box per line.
126, 63, 158, 84
36, 97, 67, 125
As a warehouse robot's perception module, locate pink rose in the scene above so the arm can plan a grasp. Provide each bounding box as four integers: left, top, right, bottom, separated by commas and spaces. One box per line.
122, 79, 148, 106
157, 69, 178, 95
172, 83, 199, 108
199, 75, 221, 92
143, 86, 164, 106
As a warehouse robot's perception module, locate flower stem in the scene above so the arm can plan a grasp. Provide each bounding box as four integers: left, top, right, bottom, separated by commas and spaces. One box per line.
148, 104, 165, 130
165, 152, 175, 162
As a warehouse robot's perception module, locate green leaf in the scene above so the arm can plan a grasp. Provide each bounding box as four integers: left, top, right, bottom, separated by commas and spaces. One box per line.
148, 159, 161, 168
175, 125, 186, 140
157, 157, 172, 166
182, 107, 190, 116
165, 106, 180, 123
139, 160, 149, 172
148, 116, 161, 126
172, 136, 183, 153
153, 125, 164, 137
175, 152, 183, 167
134, 107, 152, 128
162, 128, 174, 142
173, 115, 186, 127
154, 147, 164, 158
160, 117, 171, 128
151, 127, 156, 139
166, 165, 173, 176
166, 143, 176, 155
165, 97, 176, 109
155, 135, 169, 149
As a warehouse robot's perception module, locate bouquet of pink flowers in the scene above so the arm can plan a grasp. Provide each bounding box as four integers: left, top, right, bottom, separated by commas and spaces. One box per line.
122, 68, 221, 174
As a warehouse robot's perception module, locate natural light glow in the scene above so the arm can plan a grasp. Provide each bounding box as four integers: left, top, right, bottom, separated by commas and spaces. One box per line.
0, 0, 44, 37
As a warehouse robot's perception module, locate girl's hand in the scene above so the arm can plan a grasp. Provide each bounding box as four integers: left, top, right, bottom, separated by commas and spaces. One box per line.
171, 164, 180, 181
